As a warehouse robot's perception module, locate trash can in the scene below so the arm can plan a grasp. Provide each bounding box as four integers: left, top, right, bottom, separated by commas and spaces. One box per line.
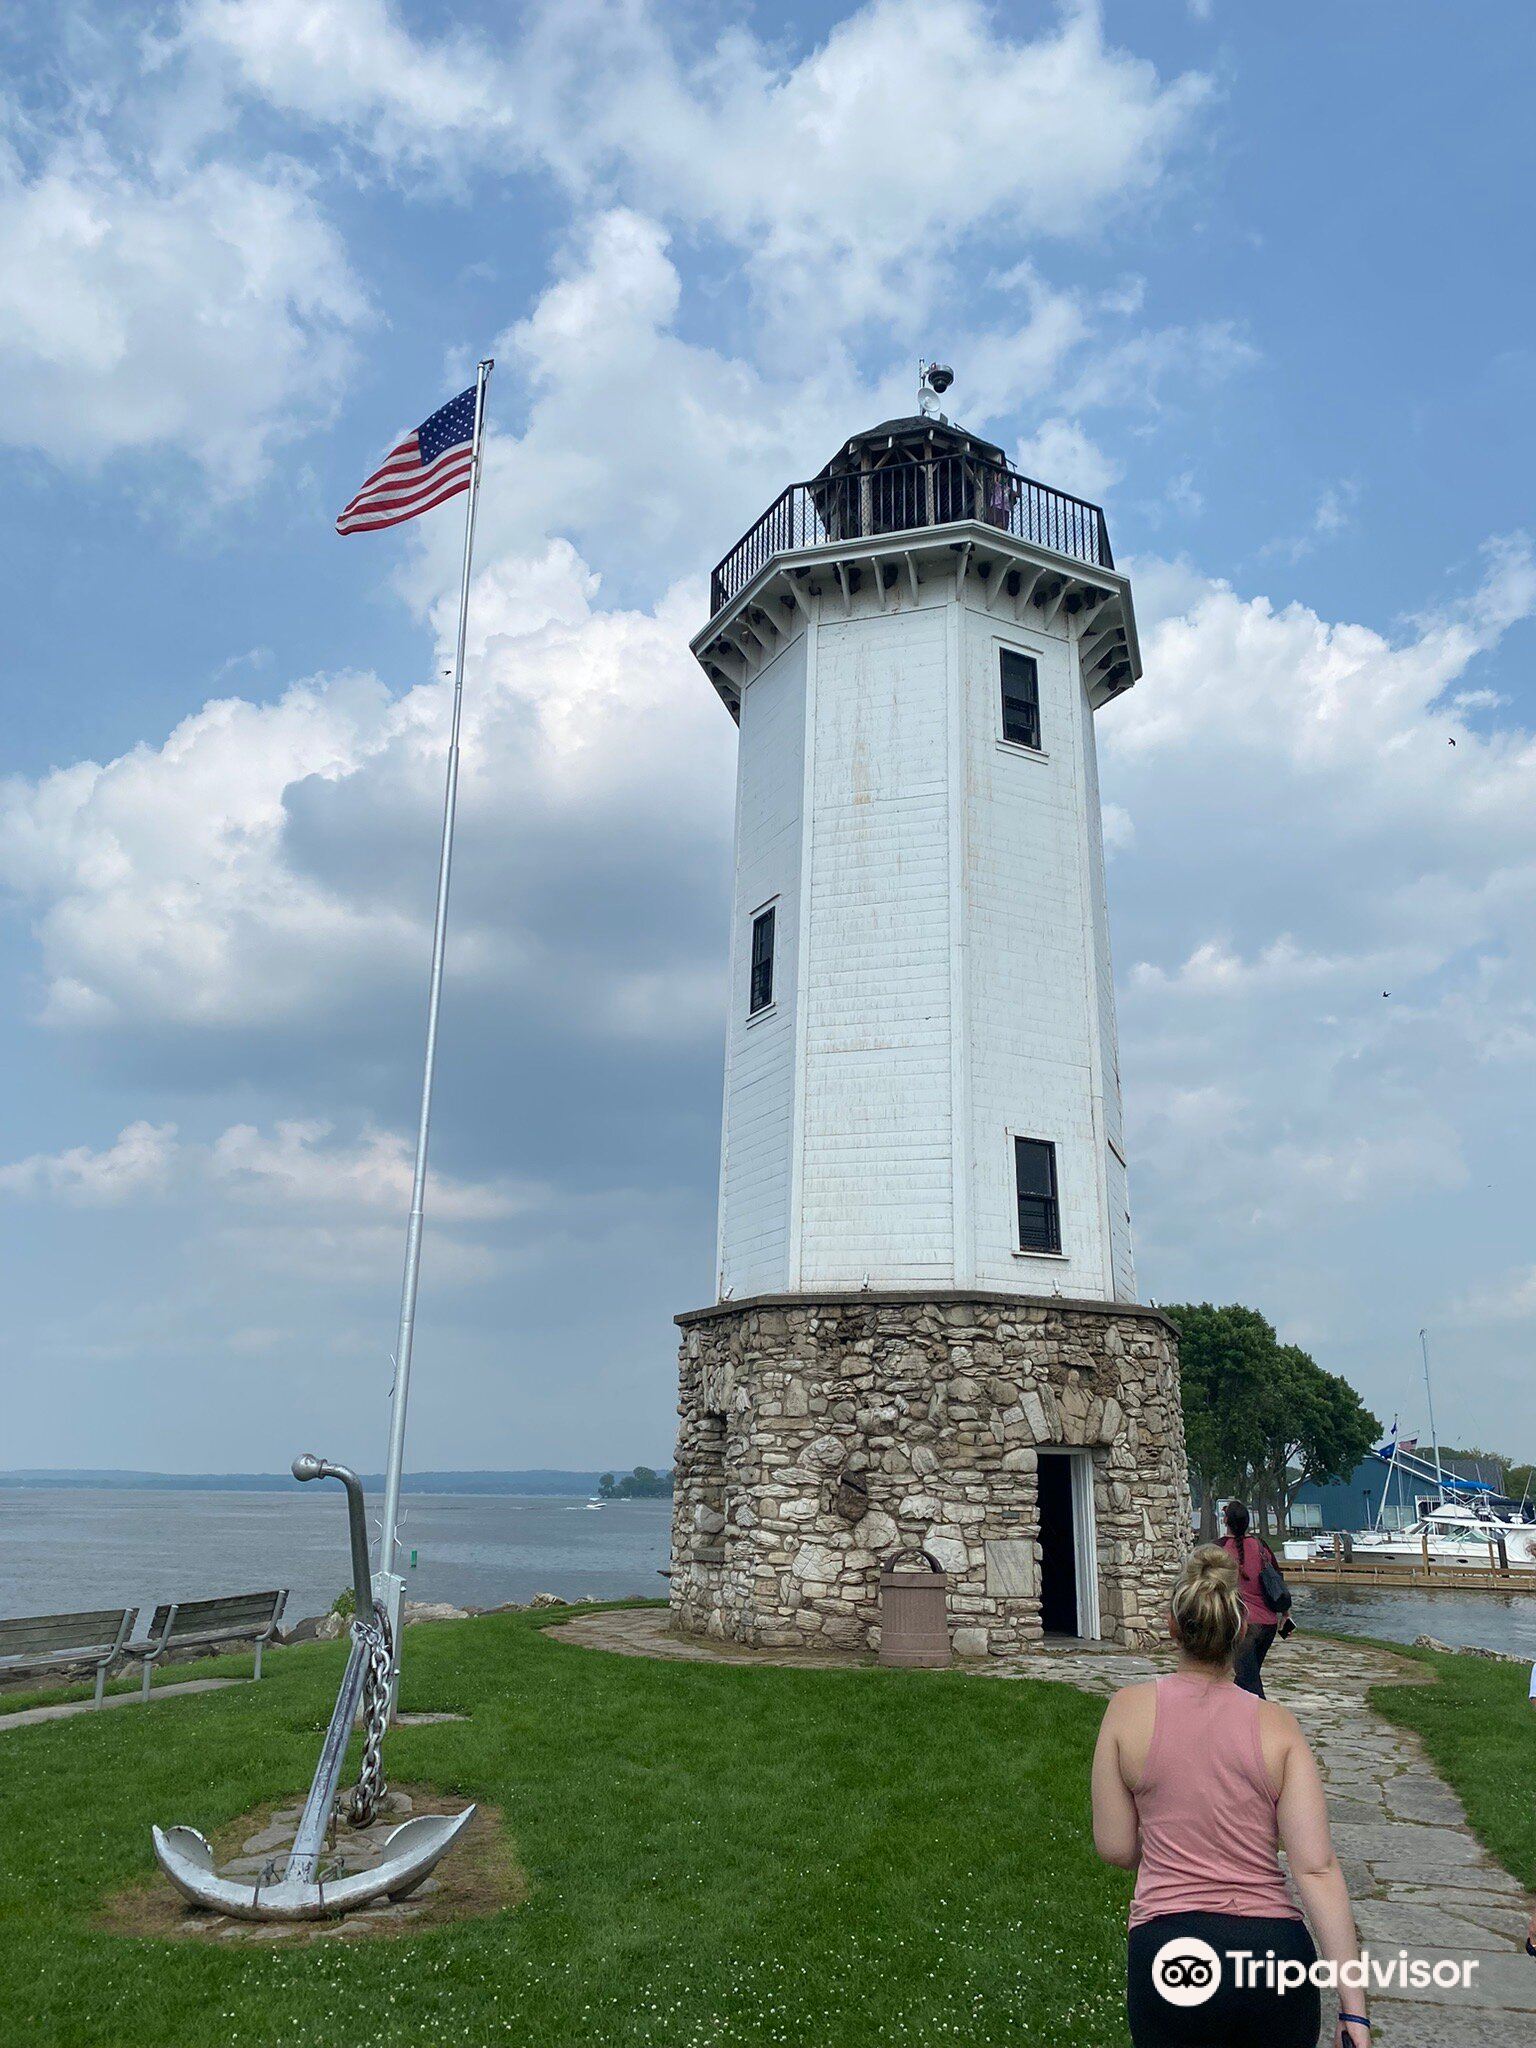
878, 1549, 951, 1668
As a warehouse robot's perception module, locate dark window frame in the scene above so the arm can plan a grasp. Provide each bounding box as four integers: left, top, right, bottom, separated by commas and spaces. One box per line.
1000, 647, 1042, 752
1014, 1136, 1062, 1254
749, 904, 776, 1015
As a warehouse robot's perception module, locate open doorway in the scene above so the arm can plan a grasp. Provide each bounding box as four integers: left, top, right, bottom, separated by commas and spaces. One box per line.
1037, 1450, 1101, 1640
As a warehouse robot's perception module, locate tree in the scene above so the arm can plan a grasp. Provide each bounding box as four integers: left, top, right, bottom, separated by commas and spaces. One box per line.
1162, 1303, 1278, 1538
597, 1466, 674, 1500
1164, 1304, 1379, 1538
1437, 1445, 1535, 1507
1247, 1346, 1380, 1531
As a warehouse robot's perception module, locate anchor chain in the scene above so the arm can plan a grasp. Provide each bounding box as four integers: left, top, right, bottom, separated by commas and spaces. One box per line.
347, 1603, 393, 1827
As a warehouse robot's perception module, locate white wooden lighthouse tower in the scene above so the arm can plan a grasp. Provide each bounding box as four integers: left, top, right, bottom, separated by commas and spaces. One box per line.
671, 375, 1188, 1656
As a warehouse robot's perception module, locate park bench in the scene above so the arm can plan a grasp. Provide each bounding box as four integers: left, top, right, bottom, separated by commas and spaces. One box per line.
0, 1607, 136, 1707
130, 1589, 288, 1698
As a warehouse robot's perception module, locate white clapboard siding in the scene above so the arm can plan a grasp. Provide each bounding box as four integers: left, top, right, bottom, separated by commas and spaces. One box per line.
713, 568, 1137, 1305
715, 632, 806, 1297
797, 609, 954, 1286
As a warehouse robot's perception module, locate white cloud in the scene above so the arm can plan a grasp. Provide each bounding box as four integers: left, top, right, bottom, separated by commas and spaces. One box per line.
1259, 480, 1360, 563
188, 0, 1211, 333
0, 1120, 179, 1204
1105, 537, 1536, 1332
444, 208, 859, 597
0, 670, 406, 1027
180, 0, 504, 165
205, 1120, 520, 1282
0, 139, 368, 484
1453, 1265, 1536, 1327
1062, 319, 1257, 412
210, 1118, 531, 1220
1120, 536, 1536, 778
0, 1110, 523, 1290
210, 1216, 502, 1286
1267, 1124, 1469, 1206
0, 538, 733, 1035
398, 208, 1169, 617
1130, 935, 1436, 1000
1014, 417, 1123, 501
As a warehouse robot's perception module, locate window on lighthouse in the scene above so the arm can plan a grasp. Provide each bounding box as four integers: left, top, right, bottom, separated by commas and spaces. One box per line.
1000, 649, 1042, 751
749, 904, 776, 1015
1015, 1138, 1062, 1254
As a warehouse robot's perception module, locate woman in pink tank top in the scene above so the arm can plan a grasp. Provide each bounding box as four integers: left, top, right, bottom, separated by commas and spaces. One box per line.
1091, 1546, 1368, 2048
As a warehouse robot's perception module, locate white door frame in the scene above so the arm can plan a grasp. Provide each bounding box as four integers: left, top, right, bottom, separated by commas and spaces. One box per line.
1040, 1447, 1101, 1641
1068, 1450, 1101, 1641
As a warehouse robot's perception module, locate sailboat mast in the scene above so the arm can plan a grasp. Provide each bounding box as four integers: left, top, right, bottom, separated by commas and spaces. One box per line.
1419, 1327, 1446, 1501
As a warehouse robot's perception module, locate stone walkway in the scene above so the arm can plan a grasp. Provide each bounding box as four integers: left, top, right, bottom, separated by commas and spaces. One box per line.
554, 1610, 1535, 2045
0, 1676, 243, 1731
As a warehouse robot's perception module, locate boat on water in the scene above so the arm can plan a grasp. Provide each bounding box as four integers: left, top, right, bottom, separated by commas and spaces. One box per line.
1285, 1499, 1536, 1571
1281, 1356, 1536, 1575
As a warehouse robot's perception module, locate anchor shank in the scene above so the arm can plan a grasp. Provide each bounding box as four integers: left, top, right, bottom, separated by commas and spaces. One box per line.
291, 1455, 374, 1620
282, 1633, 369, 1885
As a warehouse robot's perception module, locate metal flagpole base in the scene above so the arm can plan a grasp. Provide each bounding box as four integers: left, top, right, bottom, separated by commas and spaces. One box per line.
374, 1570, 405, 1661
373, 1567, 406, 1719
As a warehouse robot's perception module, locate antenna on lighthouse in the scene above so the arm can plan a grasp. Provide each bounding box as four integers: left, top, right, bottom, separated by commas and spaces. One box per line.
917, 358, 954, 420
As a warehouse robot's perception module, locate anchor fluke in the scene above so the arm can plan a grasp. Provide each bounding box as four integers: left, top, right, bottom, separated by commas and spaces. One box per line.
152, 1809, 477, 1921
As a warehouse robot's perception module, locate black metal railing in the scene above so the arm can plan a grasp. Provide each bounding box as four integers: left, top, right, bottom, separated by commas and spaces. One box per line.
709, 455, 1113, 615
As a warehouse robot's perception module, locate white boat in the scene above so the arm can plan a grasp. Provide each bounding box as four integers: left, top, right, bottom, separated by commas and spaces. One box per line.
1308, 1500, 1536, 1572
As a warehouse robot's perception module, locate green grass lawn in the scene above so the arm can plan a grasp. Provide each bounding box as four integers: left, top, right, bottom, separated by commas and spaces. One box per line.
1362, 1637, 1536, 1891
0, 1603, 1135, 2048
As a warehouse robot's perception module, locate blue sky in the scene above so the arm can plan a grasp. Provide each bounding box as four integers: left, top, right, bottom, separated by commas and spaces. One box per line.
2, 0, 1534, 1473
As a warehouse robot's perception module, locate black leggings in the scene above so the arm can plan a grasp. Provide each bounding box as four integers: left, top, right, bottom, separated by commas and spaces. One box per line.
1234, 1622, 1278, 1698
1128, 1912, 1321, 2046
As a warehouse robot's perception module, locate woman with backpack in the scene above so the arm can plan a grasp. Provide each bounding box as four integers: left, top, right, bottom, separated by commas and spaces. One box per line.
1222, 1499, 1290, 1697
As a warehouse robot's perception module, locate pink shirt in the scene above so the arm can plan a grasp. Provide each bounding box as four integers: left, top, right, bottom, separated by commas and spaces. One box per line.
1127, 1673, 1300, 1928
1221, 1532, 1280, 1627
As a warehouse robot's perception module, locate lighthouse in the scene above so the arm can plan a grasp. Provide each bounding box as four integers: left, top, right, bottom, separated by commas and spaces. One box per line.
670, 372, 1189, 1656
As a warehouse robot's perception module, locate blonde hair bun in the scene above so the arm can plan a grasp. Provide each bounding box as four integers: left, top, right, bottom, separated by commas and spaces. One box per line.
1170, 1543, 1246, 1665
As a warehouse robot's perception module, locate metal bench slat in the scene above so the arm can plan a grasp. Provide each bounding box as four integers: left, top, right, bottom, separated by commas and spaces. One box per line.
0, 1605, 135, 1671
144, 1591, 284, 1642
0, 1609, 134, 1658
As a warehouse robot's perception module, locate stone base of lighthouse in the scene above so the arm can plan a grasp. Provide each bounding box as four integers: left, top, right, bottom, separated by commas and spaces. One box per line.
669, 1291, 1189, 1657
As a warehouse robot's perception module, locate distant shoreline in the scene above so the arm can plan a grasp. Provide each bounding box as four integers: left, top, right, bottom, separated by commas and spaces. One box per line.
0, 1469, 646, 1497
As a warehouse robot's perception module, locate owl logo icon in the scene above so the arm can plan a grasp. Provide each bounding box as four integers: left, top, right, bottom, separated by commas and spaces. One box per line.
1152, 1937, 1222, 2007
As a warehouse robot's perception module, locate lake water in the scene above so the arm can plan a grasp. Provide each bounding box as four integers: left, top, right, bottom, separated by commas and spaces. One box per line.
1, 1488, 673, 1624
1291, 1580, 1536, 1661
8, 1489, 1536, 1662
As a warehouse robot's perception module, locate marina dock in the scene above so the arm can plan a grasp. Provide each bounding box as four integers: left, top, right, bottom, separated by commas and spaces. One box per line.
1289, 1545, 1535, 1593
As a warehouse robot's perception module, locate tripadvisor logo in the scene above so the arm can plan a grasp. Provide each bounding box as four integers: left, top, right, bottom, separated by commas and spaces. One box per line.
1151, 1936, 1482, 2005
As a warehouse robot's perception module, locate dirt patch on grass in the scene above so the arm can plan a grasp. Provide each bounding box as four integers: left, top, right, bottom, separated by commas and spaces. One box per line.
99, 1784, 524, 1945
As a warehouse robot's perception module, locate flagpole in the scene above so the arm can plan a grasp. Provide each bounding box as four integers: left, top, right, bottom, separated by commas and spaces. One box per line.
375, 356, 494, 1678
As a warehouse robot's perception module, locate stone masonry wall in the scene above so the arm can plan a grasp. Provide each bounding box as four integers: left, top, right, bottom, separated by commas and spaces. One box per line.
669, 1292, 1189, 1656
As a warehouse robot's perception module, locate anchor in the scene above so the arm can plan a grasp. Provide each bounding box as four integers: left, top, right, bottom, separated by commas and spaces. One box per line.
152, 1454, 475, 1922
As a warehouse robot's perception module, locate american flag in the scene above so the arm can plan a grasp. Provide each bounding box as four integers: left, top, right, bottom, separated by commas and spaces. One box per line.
336, 385, 479, 535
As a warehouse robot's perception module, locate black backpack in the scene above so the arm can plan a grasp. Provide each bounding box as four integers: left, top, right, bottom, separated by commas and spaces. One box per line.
1258, 1546, 1293, 1615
